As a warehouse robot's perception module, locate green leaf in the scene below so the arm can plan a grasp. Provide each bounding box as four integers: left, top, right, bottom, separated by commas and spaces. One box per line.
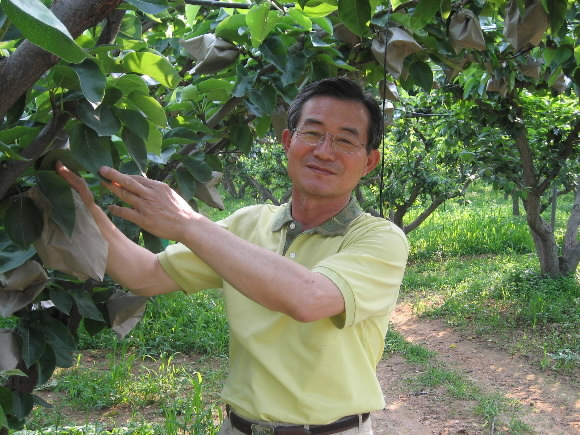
215, 14, 248, 44
281, 52, 307, 86
114, 108, 150, 141
246, 3, 279, 48
0, 141, 27, 161
41, 315, 76, 368
36, 149, 86, 173
410, 0, 441, 30
124, 0, 169, 15
545, 0, 567, 34
19, 325, 46, 368
10, 392, 33, 420
121, 127, 148, 175
0, 126, 42, 148
1, 0, 87, 63
179, 153, 213, 183
409, 60, 433, 93
0, 388, 9, 428
197, 78, 234, 101
36, 345, 56, 385
77, 101, 121, 136
338, 0, 371, 36
71, 60, 106, 106
230, 121, 253, 154
248, 84, 277, 116
141, 230, 164, 254
288, 8, 312, 31
127, 92, 167, 126
69, 123, 113, 176
69, 289, 105, 322
4, 197, 43, 248
49, 287, 74, 315
298, 2, 338, 17
113, 74, 150, 96
121, 51, 180, 89
260, 36, 288, 72
0, 231, 35, 274
175, 167, 196, 201
440, 0, 452, 19
36, 170, 75, 238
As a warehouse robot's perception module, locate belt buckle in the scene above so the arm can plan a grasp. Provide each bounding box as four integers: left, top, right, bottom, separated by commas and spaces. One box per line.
251, 424, 276, 435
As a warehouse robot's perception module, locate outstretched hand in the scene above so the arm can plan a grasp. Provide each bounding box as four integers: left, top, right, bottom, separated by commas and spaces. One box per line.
56, 163, 199, 242
98, 166, 199, 241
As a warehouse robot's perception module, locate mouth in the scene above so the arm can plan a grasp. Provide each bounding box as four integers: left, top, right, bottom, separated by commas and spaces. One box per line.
306, 164, 336, 175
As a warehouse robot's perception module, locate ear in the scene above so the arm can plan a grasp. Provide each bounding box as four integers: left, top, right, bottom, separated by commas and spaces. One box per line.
281, 129, 292, 154
364, 149, 381, 175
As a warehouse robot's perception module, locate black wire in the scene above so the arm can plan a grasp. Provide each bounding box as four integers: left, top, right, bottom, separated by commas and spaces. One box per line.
379, 5, 391, 219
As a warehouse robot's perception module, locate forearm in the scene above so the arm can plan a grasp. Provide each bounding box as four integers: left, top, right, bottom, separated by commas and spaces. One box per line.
89, 203, 178, 296
178, 215, 344, 322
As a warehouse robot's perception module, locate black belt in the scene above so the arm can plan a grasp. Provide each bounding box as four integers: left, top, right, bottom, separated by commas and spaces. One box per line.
226, 406, 370, 435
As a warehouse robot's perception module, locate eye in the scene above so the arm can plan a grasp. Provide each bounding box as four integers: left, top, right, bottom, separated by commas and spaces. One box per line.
334, 135, 356, 147
302, 129, 324, 139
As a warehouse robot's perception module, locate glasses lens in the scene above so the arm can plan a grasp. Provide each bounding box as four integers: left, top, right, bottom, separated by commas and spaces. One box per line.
295, 128, 363, 154
332, 135, 361, 154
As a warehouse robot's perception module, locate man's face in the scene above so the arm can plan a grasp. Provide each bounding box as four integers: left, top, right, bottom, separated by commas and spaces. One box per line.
282, 96, 380, 202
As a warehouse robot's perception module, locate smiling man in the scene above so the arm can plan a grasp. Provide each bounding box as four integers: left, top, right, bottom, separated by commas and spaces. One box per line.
58, 77, 408, 434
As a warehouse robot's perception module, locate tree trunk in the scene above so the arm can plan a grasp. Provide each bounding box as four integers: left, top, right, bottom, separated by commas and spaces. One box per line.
560, 180, 580, 275
514, 126, 561, 275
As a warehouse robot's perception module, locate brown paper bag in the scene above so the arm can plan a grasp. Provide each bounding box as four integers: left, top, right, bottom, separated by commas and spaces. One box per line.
106, 290, 149, 339
504, 0, 548, 52
194, 171, 225, 210
379, 80, 400, 101
0, 329, 21, 370
449, 9, 486, 53
179, 34, 239, 75
372, 28, 422, 78
29, 187, 107, 282
0, 260, 48, 318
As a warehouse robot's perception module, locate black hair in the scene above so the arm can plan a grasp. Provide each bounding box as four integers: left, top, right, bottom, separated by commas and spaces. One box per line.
287, 77, 383, 152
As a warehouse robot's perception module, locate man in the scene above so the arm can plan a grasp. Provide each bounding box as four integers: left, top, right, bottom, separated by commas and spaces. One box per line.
57, 77, 408, 434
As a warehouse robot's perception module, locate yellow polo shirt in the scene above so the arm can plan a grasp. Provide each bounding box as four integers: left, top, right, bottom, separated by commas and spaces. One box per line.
157, 200, 408, 425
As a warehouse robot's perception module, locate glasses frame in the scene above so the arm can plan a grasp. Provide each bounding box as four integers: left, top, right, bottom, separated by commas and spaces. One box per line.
292, 127, 367, 155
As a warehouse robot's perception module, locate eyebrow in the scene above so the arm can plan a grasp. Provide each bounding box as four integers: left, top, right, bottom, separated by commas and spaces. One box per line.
301, 118, 361, 137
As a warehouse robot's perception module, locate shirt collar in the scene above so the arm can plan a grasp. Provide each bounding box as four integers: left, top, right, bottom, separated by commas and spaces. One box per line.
272, 198, 363, 236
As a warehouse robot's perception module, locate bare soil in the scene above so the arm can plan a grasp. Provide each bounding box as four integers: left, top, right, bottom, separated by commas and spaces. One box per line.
372, 303, 579, 434
37, 302, 579, 434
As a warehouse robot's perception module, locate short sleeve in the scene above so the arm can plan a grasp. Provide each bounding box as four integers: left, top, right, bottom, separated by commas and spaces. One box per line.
312, 218, 408, 328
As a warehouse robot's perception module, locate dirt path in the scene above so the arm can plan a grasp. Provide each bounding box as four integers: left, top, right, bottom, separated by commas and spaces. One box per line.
371, 303, 579, 434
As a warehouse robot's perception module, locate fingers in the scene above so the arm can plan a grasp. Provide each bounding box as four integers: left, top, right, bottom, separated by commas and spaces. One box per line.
99, 166, 153, 195
55, 161, 95, 207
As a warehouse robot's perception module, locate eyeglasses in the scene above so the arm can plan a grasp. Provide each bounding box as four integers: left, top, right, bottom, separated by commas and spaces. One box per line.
292, 127, 366, 155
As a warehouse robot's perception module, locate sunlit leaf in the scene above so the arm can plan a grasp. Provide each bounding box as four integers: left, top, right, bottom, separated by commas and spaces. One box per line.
1, 0, 87, 63
338, 0, 371, 36
121, 51, 180, 89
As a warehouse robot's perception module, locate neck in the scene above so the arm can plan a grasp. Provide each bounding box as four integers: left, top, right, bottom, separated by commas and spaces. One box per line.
290, 193, 351, 230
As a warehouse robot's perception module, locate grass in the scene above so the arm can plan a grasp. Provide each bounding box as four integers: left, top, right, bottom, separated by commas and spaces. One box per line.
9, 182, 579, 434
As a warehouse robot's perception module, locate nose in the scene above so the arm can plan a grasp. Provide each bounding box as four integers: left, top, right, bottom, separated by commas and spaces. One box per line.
312, 132, 336, 159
